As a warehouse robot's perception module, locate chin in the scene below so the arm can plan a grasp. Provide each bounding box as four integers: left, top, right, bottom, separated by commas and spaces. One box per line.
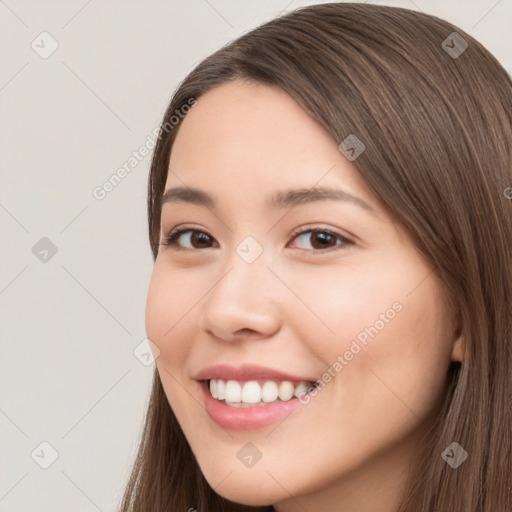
201, 465, 285, 507
214, 487, 278, 508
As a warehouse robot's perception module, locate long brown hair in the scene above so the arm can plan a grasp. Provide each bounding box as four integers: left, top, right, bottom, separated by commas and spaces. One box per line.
118, 3, 512, 511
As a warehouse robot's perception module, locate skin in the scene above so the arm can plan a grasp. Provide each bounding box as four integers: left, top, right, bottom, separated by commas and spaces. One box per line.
145, 79, 465, 512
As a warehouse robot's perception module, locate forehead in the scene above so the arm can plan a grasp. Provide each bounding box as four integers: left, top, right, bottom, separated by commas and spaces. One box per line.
169, 80, 332, 164
165, 80, 380, 215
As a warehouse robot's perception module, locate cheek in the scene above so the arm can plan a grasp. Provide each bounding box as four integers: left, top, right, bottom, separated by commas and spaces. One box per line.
279, 257, 412, 358
338, 276, 451, 423
145, 263, 195, 368
144, 265, 205, 432
285, 259, 453, 423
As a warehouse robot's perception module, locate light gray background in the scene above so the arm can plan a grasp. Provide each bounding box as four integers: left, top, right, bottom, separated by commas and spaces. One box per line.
1, 0, 510, 510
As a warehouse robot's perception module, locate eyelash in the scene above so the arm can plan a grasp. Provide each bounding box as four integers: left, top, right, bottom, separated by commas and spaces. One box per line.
159, 225, 354, 254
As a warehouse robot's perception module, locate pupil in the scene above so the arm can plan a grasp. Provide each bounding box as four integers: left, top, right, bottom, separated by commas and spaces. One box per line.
194, 232, 210, 247
313, 232, 334, 249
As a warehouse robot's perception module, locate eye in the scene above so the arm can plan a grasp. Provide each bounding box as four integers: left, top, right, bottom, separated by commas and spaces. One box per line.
159, 227, 218, 250
159, 225, 353, 252
288, 227, 353, 252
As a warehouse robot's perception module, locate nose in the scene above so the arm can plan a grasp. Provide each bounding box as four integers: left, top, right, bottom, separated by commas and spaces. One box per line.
198, 249, 281, 343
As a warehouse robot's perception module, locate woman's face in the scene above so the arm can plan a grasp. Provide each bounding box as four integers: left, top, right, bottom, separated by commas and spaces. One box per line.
145, 80, 463, 511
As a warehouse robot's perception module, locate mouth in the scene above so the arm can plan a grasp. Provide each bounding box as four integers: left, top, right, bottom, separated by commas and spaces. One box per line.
204, 378, 319, 407
199, 378, 319, 431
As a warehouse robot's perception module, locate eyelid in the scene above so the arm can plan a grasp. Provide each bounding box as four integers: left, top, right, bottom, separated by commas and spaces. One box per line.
159, 224, 218, 250
287, 225, 354, 252
289, 223, 351, 241
159, 223, 354, 253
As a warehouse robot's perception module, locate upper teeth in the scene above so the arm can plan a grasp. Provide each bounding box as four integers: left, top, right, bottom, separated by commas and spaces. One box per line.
208, 379, 316, 405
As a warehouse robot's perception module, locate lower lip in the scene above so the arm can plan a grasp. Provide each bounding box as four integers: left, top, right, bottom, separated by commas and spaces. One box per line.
199, 380, 307, 431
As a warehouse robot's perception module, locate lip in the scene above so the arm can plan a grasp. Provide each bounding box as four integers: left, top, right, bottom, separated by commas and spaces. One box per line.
194, 363, 318, 383
199, 380, 308, 431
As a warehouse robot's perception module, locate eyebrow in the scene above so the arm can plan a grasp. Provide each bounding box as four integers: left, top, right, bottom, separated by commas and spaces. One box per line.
161, 186, 376, 214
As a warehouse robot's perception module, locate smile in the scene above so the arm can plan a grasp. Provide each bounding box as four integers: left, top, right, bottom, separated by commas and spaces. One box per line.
208, 378, 317, 407
199, 379, 319, 431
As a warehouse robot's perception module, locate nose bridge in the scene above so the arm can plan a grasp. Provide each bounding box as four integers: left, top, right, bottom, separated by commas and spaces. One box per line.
217, 233, 274, 299
199, 236, 280, 340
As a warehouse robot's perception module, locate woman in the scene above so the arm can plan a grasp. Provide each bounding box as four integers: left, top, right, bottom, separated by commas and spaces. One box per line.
119, 3, 512, 511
